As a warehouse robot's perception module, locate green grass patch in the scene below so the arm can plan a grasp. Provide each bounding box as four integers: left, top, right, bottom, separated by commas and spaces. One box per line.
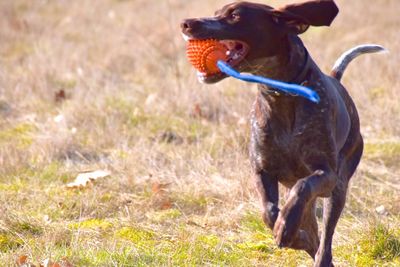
364, 141, 400, 158
172, 193, 209, 213
48, 77, 77, 90
0, 122, 35, 148
68, 219, 113, 231
145, 114, 210, 141
0, 180, 26, 192
35, 162, 65, 182
9, 220, 43, 236
368, 224, 400, 261
115, 226, 155, 243
364, 141, 400, 166
146, 208, 182, 222
49, 247, 139, 267
3, 40, 34, 60
337, 223, 400, 266
0, 232, 23, 252
111, 225, 273, 266
239, 212, 276, 253
241, 212, 267, 233
1, 162, 66, 185
368, 87, 386, 99
104, 96, 210, 140
158, 233, 249, 266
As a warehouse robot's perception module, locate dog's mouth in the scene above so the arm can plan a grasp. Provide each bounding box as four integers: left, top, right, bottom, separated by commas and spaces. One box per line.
221, 40, 249, 69
183, 34, 249, 83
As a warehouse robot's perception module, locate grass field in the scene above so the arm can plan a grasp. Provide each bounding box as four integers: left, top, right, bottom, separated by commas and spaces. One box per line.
0, 0, 399, 266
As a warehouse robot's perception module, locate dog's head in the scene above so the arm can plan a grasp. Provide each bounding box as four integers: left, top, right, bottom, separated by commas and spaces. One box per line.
181, 0, 338, 83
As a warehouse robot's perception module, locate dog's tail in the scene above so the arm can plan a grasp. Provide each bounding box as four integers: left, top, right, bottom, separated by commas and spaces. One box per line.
331, 44, 387, 81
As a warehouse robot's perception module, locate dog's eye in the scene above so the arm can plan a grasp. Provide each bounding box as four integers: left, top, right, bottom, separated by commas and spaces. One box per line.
229, 11, 240, 21
223, 7, 241, 23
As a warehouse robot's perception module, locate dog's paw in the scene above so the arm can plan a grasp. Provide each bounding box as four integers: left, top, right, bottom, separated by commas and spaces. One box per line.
273, 196, 305, 247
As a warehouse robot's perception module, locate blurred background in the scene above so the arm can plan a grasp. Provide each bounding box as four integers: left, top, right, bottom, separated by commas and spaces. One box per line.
0, 0, 399, 266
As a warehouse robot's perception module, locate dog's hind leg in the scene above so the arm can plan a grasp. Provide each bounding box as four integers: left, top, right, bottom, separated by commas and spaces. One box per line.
315, 139, 363, 267
314, 181, 348, 267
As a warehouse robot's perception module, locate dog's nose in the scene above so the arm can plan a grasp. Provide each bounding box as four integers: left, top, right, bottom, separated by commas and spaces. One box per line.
181, 19, 203, 32
181, 19, 193, 31
181, 20, 190, 30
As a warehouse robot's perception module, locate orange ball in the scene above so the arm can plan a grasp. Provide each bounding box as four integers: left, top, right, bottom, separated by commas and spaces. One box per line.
186, 39, 228, 74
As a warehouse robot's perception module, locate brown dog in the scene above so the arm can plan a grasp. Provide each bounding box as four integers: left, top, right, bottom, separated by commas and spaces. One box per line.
181, 1, 384, 266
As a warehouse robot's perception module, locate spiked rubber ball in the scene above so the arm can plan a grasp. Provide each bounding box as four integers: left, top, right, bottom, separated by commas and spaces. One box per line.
186, 39, 228, 74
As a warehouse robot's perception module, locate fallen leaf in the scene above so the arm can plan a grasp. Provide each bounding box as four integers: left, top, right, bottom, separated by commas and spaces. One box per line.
66, 170, 111, 189
40, 258, 49, 267
60, 257, 74, 267
151, 183, 161, 194
53, 114, 65, 123
43, 214, 51, 224
55, 89, 66, 103
375, 205, 388, 215
150, 182, 173, 210
40, 258, 63, 267
151, 182, 171, 194
9, 17, 29, 32
145, 93, 157, 107
192, 103, 203, 118
76, 67, 84, 77
160, 199, 172, 210
16, 255, 28, 266
237, 117, 247, 126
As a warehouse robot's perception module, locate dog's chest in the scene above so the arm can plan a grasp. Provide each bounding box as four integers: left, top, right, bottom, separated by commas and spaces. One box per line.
254, 119, 294, 152
249, 96, 325, 181
250, 117, 301, 176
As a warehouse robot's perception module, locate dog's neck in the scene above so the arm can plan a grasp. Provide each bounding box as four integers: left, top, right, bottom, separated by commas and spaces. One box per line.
252, 35, 309, 84
253, 35, 311, 127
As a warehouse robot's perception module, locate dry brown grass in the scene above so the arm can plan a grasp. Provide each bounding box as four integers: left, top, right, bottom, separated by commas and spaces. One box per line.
0, 0, 399, 266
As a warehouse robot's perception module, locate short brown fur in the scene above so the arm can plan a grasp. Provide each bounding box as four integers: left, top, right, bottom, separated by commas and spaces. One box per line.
182, 1, 374, 266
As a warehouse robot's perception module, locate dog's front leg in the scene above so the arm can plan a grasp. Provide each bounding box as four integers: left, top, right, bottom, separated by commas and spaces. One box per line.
255, 170, 280, 230
273, 167, 337, 249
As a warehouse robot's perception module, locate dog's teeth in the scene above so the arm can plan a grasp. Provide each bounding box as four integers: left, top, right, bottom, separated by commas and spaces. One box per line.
181, 33, 192, 41
196, 71, 206, 78
196, 71, 206, 83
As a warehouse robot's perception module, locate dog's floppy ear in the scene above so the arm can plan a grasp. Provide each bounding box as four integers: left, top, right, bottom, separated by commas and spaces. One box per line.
272, 0, 339, 35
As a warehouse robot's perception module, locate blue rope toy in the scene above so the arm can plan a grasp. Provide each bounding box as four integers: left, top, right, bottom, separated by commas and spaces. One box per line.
217, 60, 320, 103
